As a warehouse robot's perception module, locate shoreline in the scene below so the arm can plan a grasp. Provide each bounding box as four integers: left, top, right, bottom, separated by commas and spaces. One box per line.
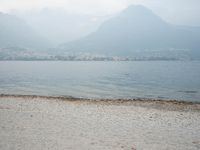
1, 93, 199, 104
1, 93, 200, 111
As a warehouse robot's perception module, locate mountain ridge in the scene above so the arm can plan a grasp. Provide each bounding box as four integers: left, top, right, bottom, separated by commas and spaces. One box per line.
0, 12, 50, 49
59, 5, 200, 59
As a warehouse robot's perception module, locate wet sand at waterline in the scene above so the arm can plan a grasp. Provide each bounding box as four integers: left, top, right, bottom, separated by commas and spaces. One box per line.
0, 95, 200, 150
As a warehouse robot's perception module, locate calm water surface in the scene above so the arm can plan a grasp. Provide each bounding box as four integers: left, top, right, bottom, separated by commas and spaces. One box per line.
0, 61, 200, 102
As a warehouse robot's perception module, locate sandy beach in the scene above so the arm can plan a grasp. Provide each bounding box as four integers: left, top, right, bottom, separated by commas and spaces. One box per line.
0, 95, 200, 150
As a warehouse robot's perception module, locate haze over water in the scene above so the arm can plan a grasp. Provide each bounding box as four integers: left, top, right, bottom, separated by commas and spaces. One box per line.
0, 61, 200, 102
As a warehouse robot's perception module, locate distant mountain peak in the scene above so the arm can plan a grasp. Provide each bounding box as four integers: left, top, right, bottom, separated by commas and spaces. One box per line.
123, 5, 152, 13
121, 5, 155, 17
119, 5, 165, 24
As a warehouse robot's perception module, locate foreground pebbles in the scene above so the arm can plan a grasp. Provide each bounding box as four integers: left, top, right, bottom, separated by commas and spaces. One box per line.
0, 95, 200, 150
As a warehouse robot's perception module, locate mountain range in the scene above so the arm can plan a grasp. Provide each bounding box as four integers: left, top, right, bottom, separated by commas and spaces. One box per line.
59, 5, 200, 60
0, 5, 200, 60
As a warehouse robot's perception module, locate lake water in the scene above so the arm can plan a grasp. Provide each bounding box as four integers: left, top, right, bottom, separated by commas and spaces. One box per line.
0, 61, 200, 102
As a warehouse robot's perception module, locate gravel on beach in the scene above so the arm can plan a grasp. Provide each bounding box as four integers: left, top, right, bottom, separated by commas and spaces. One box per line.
0, 95, 200, 150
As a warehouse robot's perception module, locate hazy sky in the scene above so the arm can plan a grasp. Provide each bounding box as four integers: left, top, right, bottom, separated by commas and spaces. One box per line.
0, 0, 200, 26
